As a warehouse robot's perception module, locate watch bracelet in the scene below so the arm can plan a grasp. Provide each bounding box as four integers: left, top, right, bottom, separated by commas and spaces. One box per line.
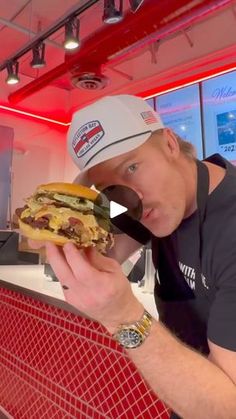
113, 309, 153, 338
136, 309, 153, 336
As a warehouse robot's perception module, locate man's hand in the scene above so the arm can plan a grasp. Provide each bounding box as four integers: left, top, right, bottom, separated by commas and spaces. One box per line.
28, 241, 236, 418
30, 240, 143, 332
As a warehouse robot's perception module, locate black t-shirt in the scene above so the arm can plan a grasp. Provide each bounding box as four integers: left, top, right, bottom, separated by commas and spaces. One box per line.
151, 154, 236, 355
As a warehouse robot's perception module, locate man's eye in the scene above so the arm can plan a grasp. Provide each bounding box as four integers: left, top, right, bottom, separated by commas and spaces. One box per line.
127, 163, 138, 174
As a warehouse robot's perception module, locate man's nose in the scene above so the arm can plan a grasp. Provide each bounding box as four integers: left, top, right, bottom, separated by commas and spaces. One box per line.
130, 186, 143, 201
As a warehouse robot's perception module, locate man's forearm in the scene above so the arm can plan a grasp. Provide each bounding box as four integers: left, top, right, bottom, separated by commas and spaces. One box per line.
125, 320, 236, 418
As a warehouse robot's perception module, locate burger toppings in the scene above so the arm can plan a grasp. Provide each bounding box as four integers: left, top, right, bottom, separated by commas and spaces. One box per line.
15, 183, 113, 252
36, 192, 94, 212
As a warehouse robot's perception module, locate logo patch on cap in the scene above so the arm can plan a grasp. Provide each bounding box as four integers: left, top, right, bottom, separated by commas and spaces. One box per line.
140, 111, 158, 125
72, 120, 104, 158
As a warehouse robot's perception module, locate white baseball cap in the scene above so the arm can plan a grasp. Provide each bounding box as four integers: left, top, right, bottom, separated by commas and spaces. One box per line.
67, 94, 164, 186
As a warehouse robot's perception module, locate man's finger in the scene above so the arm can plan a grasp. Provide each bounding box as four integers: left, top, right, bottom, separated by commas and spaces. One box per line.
86, 247, 119, 273
28, 239, 46, 249
63, 243, 99, 284
45, 242, 77, 288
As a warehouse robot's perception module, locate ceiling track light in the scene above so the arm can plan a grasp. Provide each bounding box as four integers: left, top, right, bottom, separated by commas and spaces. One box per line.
129, 0, 145, 12
6, 61, 20, 85
103, 0, 123, 24
30, 42, 46, 69
64, 16, 80, 51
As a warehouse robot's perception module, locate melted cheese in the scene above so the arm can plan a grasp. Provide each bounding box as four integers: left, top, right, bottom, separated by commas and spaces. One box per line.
26, 198, 44, 213
20, 201, 109, 242
34, 206, 107, 236
21, 208, 31, 219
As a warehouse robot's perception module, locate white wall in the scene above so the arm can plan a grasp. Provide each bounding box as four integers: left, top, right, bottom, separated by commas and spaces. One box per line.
63, 142, 80, 183
0, 111, 67, 216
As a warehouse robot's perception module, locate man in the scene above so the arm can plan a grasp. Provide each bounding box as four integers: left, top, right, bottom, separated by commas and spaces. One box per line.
31, 95, 236, 418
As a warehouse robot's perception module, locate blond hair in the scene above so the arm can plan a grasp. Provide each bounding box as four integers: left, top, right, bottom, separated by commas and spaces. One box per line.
154, 128, 196, 160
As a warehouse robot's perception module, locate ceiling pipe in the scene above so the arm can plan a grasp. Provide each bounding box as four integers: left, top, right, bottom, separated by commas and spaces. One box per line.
9, 0, 233, 105
106, 0, 233, 68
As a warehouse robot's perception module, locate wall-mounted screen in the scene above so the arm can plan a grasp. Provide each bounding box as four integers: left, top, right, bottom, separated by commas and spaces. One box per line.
155, 84, 203, 159
202, 70, 236, 163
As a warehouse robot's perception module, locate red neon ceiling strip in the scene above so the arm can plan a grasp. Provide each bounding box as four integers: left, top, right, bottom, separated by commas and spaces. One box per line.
140, 62, 236, 99
0, 104, 70, 126
1, 61, 236, 125
141, 47, 236, 89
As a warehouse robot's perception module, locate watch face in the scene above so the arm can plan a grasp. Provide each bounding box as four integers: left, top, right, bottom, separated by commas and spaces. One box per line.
118, 328, 143, 349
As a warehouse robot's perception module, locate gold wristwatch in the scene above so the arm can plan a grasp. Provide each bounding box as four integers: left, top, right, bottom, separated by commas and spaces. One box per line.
113, 309, 153, 349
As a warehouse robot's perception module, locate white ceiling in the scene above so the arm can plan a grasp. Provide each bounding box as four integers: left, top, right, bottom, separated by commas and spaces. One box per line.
0, 0, 236, 121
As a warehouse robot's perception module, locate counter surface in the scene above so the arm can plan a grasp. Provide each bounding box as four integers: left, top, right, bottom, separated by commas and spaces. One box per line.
0, 264, 158, 318
0, 268, 168, 419
0, 265, 65, 299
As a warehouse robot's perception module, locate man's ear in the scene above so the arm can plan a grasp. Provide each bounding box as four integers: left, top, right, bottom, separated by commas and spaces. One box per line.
163, 128, 180, 160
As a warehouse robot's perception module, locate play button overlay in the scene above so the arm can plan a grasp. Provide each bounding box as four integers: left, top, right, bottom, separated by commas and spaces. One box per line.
110, 201, 127, 218
94, 185, 143, 235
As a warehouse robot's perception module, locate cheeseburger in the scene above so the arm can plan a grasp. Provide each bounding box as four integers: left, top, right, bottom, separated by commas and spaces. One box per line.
15, 182, 113, 253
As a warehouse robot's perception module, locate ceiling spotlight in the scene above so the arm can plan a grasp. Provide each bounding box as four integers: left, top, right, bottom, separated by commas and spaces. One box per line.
6, 61, 20, 85
103, 0, 123, 24
30, 42, 46, 69
129, 0, 145, 12
64, 17, 80, 50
